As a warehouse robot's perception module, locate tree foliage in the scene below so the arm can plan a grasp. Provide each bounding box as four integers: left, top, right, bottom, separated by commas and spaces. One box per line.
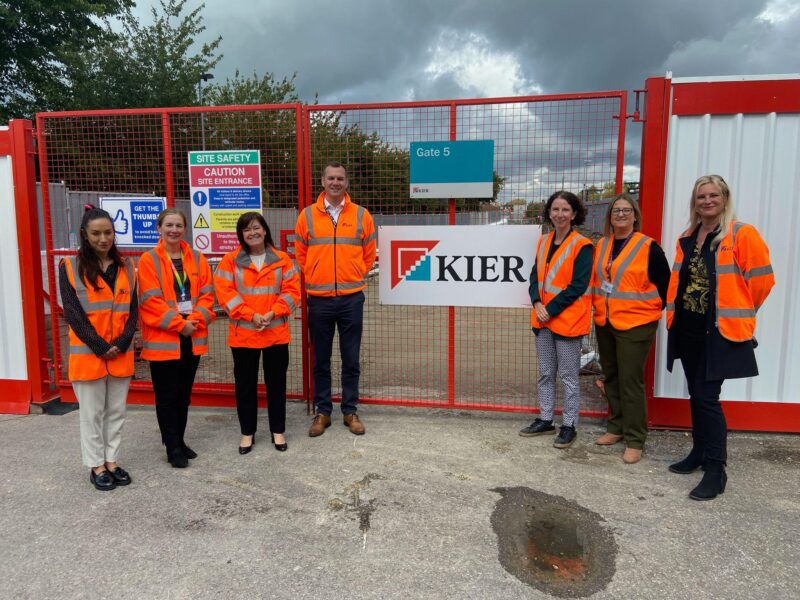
59, 0, 222, 110
0, 0, 132, 120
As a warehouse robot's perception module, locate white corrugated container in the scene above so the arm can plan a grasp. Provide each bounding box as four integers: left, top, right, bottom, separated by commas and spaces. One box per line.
655, 75, 800, 405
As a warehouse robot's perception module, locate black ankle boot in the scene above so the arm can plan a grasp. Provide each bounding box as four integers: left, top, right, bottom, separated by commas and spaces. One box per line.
668, 447, 705, 474
689, 463, 727, 501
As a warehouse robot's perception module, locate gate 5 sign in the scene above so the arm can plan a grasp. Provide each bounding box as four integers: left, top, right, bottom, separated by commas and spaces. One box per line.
410, 140, 494, 199
99, 197, 165, 247
379, 225, 540, 308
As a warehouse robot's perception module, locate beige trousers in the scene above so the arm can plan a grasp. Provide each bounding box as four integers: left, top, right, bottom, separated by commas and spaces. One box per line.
72, 376, 131, 468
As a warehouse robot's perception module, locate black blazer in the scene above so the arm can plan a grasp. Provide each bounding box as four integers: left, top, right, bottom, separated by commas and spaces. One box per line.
666, 224, 758, 381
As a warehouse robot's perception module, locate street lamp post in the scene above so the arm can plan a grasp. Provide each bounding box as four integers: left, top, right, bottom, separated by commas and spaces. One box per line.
197, 73, 214, 150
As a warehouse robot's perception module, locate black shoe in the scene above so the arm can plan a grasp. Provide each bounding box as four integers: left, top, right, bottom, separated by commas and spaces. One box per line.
689, 464, 727, 501
107, 466, 132, 486
668, 447, 705, 474
180, 443, 198, 460
167, 447, 189, 468
553, 425, 577, 449
271, 433, 288, 452
519, 418, 555, 437
90, 469, 117, 491
239, 434, 255, 455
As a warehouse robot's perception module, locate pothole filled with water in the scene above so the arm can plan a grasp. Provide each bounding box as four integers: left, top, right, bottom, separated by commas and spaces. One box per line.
491, 487, 617, 597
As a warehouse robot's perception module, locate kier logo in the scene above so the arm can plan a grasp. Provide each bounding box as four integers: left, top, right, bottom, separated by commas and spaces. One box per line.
390, 239, 440, 288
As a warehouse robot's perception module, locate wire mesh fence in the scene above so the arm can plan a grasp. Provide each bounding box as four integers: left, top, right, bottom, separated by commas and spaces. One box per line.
36, 93, 625, 415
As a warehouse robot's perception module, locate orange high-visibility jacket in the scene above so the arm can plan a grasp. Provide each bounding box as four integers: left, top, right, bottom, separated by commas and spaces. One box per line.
666, 221, 775, 342
214, 246, 301, 348
591, 232, 663, 330
137, 240, 215, 360
294, 192, 376, 297
530, 230, 593, 337
63, 256, 136, 381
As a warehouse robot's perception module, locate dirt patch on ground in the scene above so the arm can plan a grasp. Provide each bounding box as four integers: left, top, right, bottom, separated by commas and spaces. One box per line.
490, 486, 617, 598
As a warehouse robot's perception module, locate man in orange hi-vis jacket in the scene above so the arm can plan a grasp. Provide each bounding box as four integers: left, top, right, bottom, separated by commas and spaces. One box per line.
294, 162, 376, 437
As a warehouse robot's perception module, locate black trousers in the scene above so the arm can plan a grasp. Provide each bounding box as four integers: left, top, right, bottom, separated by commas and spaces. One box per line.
149, 335, 200, 451
231, 344, 289, 435
678, 333, 727, 464
307, 292, 364, 416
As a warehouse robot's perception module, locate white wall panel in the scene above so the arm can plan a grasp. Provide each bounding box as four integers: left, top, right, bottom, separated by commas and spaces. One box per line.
655, 112, 800, 404
0, 129, 28, 380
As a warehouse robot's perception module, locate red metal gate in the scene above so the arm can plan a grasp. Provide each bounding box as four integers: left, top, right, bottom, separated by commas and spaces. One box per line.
302, 93, 628, 414
32, 91, 628, 415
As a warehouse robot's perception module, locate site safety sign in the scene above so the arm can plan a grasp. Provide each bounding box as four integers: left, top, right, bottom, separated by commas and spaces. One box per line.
188, 150, 262, 252
99, 197, 165, 247
378, 224, 540, 308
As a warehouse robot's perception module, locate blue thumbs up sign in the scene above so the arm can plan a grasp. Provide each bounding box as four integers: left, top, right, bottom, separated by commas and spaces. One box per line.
113, 209, 129, 234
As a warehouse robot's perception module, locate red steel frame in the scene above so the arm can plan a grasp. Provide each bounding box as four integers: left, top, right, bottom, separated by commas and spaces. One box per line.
20, 92, 628, 415
0, 120, 58, 413
303, 92, 628, 415
639, 76, 800, 432
36, 104, 307, 408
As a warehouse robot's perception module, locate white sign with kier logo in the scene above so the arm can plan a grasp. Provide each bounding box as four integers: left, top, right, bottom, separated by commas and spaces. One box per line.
378, 225, 541, 308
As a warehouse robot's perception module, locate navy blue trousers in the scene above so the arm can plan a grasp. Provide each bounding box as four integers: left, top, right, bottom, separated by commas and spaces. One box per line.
307, 291, 364, 416
678, 333, 727, 464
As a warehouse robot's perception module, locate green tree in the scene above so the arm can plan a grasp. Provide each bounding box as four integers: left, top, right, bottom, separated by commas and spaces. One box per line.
0, 0, 132, 120
59, 0, 221, 110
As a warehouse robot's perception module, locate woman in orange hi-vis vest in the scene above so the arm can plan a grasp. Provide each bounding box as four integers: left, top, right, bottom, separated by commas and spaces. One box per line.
590, 194, 670, 464
214, 212, 300, 455
59, 206, 138, 491
666, 175, 774, 501
137, 208, 215, 469
519, 191, 593, 450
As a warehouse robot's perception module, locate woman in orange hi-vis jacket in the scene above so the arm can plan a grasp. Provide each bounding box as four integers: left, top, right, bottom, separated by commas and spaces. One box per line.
590, 194, 670, 465
519, 191, 593, 450
137, 208, 215, 469
59, 205, 138, 491
666, 175, 774, 501
214, 212, 300, 455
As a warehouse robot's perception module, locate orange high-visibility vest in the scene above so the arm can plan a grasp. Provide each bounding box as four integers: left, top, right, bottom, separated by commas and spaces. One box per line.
214, 246, 301, 348
63, 256, 136, 381
294, 192, 376, 297
137, 239, 215, 361
530, 230, 593, 337
666, 221, 774, 342
591, 232, 663, 330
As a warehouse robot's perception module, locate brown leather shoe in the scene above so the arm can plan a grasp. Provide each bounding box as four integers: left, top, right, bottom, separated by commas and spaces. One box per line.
623, 448, 643, 464
595, 432, 624, 445
308, 414, 332, 437
343, 413, 365, 435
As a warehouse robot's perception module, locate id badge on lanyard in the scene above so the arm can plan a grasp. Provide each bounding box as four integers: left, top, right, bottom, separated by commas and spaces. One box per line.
170, 261, 193, 314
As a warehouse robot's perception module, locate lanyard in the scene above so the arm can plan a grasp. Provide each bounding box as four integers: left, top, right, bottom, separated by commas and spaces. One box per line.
605, 233, 634, 279
169, 259, 189, 300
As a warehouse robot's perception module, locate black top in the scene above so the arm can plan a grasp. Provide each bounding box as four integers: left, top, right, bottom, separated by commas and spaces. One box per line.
666, 224, 758, 380
59, 260, 139, 357
171, 258, 191, 304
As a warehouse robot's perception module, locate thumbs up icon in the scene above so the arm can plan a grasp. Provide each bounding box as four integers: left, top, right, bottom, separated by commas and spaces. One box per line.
113, 209, 129, 235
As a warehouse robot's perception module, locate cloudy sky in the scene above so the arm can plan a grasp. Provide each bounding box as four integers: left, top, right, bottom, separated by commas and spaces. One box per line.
135, 0, 800, 191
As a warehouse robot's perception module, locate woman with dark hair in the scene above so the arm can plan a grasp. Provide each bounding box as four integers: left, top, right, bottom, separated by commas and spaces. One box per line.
214, 212, 300, 454
520, 191, 592, 449
137, 208, 215, 468
666, 175, 774, 500
59, 205, 138, 490
590, 193, 670, 464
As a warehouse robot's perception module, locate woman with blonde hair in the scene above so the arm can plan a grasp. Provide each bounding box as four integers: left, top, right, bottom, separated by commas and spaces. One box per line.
665, 175, 774, 500
590, 193, 669, 464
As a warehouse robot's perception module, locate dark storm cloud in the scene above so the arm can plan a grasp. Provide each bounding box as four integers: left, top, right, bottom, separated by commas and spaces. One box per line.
172, 0, 793, 102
